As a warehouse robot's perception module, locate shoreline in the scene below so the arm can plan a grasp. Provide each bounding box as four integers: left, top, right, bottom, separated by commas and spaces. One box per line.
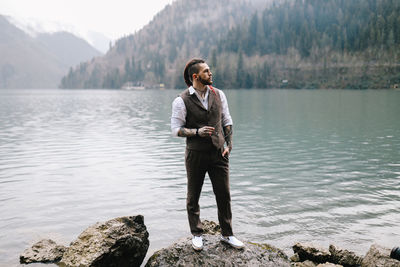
19, 218, 400, 267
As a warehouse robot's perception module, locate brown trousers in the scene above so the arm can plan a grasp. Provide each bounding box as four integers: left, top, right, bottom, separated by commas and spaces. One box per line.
185, 147, 233, 237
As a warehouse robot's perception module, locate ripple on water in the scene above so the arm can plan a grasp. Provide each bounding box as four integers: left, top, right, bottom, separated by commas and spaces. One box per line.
1, 89, 400, 264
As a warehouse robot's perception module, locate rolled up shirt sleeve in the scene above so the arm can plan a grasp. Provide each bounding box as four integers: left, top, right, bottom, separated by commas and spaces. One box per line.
218, 89, 233, 127
171, 97, 186, 137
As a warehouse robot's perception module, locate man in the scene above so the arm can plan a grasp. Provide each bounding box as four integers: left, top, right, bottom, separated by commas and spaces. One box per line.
171, 58, 244, 251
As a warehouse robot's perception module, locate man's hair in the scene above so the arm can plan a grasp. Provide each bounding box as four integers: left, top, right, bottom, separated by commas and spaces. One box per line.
183, 58, 205, 87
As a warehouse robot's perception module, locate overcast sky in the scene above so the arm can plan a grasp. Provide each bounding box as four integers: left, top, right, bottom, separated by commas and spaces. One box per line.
0, 0, 175, 40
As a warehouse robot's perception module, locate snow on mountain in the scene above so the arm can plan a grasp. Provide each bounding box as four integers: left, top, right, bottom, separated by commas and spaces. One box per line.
6, 15, 111, 53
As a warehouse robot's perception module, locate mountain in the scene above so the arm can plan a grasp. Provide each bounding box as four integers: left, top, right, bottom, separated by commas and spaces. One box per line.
36, 31, 102, 70
60, 0, 271, 89
0, 15, 63, 88
214, 0, 400, 89
0, 15, 101, 89
7, 15, 111, 54
60, 0, 400, 89
86, 31, 111, 54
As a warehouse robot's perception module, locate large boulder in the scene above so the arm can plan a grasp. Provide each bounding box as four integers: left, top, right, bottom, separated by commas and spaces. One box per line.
145, 220, 290, 267
317, 264, 344, 267
292, 260, 319, 267
293, 262, 344, 267
361, 244, 400, 267
293, 243, 364, 267
329, 244, 363, 267
59, 215, 149, 267
20, 239, 66, 264
293, 243, 331, 264
145, 234, 290, 267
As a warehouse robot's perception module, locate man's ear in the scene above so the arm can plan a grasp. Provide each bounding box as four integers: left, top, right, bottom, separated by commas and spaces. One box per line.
192, 73, 198, 81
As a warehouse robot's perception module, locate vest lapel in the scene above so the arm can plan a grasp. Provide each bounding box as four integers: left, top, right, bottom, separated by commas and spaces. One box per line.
208, 88, 215, 111
189, 91, 207, 111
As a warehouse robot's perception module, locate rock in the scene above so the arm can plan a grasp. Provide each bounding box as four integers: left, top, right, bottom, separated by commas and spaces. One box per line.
145, 228, 291, 266
293, 243, 331, 264
292, 259, 343, 267
361, 244, 400, 267
317, 263, 343, 267
20, 239, 66, 264
202, 219, 221, 235
292, 260, 318, 267
391, 247, 400, 261
59, 215, 149, 267
291, 253, 301, 262
329, 244, 362, 267
145, 234, 290, 267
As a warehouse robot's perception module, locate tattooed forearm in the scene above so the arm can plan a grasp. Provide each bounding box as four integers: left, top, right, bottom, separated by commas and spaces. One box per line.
223, 125, 233, 151
177, 127, 196, 137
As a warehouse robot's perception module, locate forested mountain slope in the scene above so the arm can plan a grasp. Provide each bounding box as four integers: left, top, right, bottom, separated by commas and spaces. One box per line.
61, 0, 400, 89
60, 0, 270, 89
215, 0, 400, 88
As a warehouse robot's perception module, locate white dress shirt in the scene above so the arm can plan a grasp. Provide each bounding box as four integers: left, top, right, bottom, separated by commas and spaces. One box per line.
171, 86, 233, 136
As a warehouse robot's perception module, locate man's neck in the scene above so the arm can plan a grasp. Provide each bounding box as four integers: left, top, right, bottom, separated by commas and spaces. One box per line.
192, 83, 208, 98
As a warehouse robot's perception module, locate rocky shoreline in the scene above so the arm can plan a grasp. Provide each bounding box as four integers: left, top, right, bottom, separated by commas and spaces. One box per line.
20, 215, 400, 266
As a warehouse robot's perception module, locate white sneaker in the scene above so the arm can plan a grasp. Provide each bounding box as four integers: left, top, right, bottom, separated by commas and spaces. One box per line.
192, 235, 203, 251
220, 235, 245, 249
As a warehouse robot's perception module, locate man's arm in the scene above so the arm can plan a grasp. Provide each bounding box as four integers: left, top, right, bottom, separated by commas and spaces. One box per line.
218, 89, 233, 157
171, 97, 216, 138
222, 125, 233, 157
171, 97, 186, 137
178, 126, 215, 137
177, 127, 196, 137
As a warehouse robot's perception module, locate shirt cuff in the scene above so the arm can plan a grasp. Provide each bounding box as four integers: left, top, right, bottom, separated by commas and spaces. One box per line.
222, 121, 233, 127
171, 127, 180, 137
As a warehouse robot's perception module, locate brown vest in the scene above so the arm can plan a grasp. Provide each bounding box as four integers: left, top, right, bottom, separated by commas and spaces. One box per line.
181, 87, 225, 151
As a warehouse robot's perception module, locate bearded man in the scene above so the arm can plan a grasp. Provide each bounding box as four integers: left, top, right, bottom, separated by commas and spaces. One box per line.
170, 58, 244, 251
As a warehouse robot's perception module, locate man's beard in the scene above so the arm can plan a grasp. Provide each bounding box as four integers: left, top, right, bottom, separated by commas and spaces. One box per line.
198, 76, 213, 85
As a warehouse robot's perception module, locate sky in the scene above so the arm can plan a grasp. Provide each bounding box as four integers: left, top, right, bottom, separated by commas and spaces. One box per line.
0, 0, 175, 40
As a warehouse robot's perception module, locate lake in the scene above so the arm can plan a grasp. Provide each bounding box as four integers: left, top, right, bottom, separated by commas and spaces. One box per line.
0, 88, 399, 266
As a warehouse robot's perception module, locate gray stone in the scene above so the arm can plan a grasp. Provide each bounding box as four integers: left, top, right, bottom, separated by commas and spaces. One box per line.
292, 260, 318, 267
19, 239, 66, 264
145, 234, 290, 267
291, 253, 301, 262
59, 215, 149, 267
317, 263, 343, 267
329, 244, 362, 267
145, 220, 290, 267
202, 219, 221, 235
293, 243, 331, 264
361, 244, 400, 267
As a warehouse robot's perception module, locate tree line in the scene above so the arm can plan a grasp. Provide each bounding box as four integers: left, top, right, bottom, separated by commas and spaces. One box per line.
60, 0, 400, 89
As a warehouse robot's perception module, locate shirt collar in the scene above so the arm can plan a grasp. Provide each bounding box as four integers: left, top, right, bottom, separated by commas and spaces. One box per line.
189, 85, 209, 95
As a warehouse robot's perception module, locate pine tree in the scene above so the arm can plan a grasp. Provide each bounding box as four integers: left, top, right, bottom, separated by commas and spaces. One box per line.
236, 51, 244, 88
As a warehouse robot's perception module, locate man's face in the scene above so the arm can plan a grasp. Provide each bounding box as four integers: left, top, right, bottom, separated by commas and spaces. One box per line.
195, 63, 213, 86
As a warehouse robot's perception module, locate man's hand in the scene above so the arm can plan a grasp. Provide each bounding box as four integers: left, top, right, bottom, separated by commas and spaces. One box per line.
222, 146, 231, 158
222, 125, 233, 158
198, 126, 215, 137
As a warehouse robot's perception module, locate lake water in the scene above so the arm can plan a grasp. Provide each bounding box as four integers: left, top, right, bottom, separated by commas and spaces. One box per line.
0, 89, 399, 266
